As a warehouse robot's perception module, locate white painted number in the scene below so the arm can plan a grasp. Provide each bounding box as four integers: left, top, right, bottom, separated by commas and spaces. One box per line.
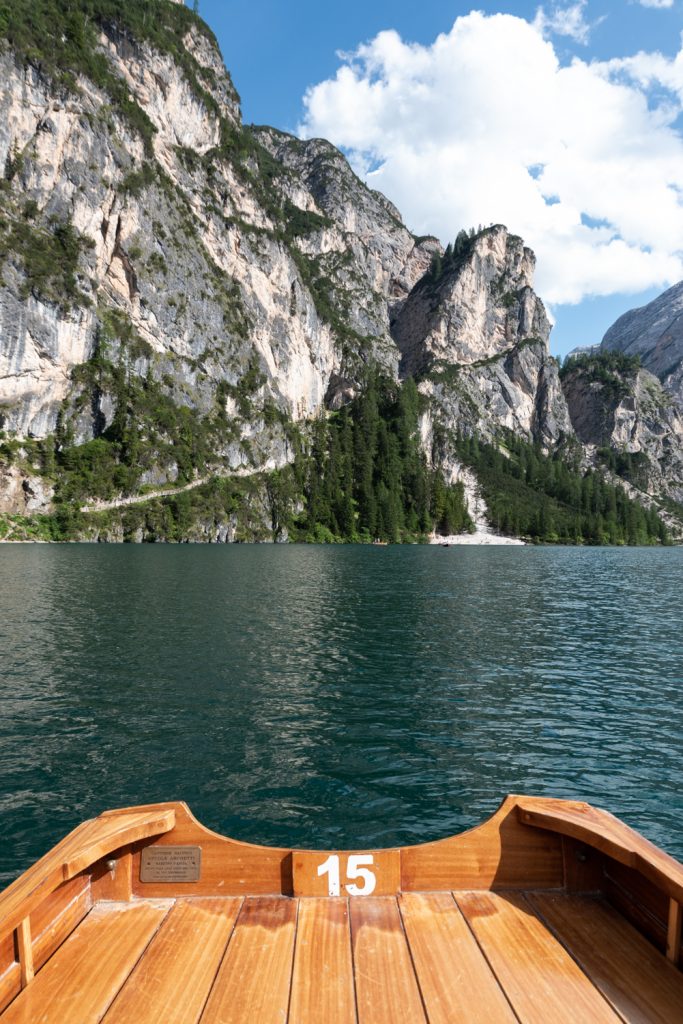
346, 855, 377, 896
317, 854, 377, 896
317, 854, 341, 896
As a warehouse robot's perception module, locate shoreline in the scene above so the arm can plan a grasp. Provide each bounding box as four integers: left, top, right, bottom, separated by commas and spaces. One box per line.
430, 531, 525, 546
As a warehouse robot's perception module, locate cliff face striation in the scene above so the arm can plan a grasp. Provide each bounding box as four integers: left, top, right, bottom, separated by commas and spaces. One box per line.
601, 283, 683, 405
561, 354, 683, 504
0, 0, 679, 541
556, 284, 683, 513
392, 227, 571, 446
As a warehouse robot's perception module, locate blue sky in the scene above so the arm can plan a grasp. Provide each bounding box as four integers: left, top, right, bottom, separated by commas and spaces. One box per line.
194, 0, 683, 356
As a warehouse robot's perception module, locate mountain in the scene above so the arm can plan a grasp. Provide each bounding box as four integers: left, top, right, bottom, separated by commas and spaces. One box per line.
557, 283, 683, 511
0, 0, 677, 544
560, 352, 683, 505
601, 282, 683, 405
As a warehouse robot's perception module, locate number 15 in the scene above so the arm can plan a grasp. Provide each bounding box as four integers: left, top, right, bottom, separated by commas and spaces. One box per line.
317, 854, 376, 896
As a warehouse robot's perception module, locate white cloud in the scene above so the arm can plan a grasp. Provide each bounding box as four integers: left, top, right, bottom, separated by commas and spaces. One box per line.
299, 11, 683, 306
533, 1, 593, 45
637, 0, 674, 9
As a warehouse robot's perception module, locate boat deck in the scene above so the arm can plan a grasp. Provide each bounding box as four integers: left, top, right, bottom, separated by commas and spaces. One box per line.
2, 796, 683, 1023
2, 889, 682, 1023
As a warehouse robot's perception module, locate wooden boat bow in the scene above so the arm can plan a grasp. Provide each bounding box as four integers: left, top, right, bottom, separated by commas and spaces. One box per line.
0, 795, 681, 1022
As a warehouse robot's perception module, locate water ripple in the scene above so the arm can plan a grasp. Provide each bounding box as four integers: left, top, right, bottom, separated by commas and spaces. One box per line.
0, 544, 682, 882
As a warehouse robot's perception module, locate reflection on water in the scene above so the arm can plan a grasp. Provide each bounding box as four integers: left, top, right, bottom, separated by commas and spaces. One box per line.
0, 544, 682, 881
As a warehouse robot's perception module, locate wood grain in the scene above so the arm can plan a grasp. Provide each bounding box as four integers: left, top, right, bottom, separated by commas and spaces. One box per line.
288, 898, 355, 1024
399, 892, 516, 1023
0, 809, 173, 945
401, 796, 563, 892
103, 898, 241, 1024
350, 897, 426, 1024
531, 892, 683, 1024
15, 921, 32, 988
603, 860, 669, 952
131, 804, 290, 899
29, 875, 90, 943
90, 848, 133, 903
32, 883, 92, 976
199, 897, 297, 1024
666, 898, 682, 965
455, 891, 620, 1023
517, 798, 683, 904
0, 962, 20, 1018
0, 900, 171, 1024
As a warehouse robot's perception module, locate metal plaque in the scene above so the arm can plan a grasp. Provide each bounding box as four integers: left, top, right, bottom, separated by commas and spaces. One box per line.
140, 846, 202, 883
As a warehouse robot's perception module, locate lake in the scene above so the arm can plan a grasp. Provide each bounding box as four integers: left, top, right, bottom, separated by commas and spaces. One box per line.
0, 544, 682, 883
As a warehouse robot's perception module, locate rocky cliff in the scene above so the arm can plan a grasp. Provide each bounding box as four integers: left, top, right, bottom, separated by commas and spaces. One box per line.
392, 227, 571, 447
555, 283, 683, 511
561, 353, 683, 504
601, 283, 683, 405
0, 0, 678, 542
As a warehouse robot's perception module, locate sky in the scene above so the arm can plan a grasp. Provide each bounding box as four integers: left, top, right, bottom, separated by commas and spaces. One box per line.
194, 0, 683, 357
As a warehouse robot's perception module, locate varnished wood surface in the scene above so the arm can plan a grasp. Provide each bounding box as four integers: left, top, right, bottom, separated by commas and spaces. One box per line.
288, 898, 356, 1024
200, 897, 297, 1024
0, 900, 171, 1023
1, 891, 682, 1022
103, 898, 242, 1024
0, 809, 174, 944
517, 797, 683, 903
2, 797, 683, 1023
398, 891, 517, 1023
456, 891, 621, 1023
350, 896, 427, 1024
292, 849, 401, 897
530, 892, 683, 1024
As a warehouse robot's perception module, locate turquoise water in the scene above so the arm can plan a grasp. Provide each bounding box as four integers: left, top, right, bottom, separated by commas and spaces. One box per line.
0, 545, 682, 883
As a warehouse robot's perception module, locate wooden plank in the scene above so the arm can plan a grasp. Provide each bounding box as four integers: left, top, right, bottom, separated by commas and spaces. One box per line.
350, 897, 426, 1024
0, 926, 19, 1015
0, 900, 172, 1024
15, 920, 33, 988
63, 810, 176, 878
90, 848, 133, 903
530, 893, 683, 1024
603, 866, 668, 953
666, 898, 682, 965
200, 897, 297, 1024
455, 891, 620, 1023
131, 804, 291, 899
561, 836, 605, 893
0, 962, 20, 1018
517, 798, 683, 904
399, 892, 516, 1024
32, 882, 92, 975
288, 898, 356, 1024
0, 809, 174, 944
29, 875, 90, 942
0, 931, 16, 997
293, 850, 400, 897
103, 898, 241, 1024
401, 796, 563, 892
604, 856, 670, 926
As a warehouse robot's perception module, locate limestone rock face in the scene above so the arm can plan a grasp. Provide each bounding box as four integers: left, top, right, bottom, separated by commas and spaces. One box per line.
601, 282, 683, 404
392, 227, 569, 444
0, 20, 434, 456
562, 362, 683, 502
0, 462, 53, 515
392, 227, 551, 376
